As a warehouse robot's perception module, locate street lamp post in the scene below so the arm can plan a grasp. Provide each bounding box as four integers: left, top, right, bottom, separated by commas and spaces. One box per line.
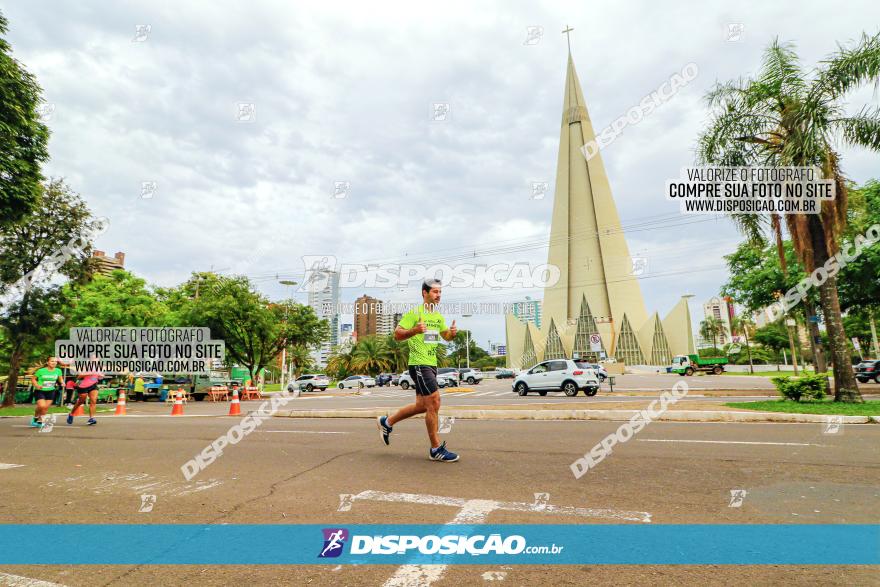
278, 280, 298, 392
462, 314, 473, 369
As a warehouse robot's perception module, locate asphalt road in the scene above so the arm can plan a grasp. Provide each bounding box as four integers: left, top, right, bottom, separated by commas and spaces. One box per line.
0, 408, 877, 586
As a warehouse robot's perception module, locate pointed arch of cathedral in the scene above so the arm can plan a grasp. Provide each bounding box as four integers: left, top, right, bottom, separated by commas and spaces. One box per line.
572, 295, 603, 361
543, 319, 566, 360
521, 326, 538, 368
650, 315, 673, 366
615, 314, 646, 365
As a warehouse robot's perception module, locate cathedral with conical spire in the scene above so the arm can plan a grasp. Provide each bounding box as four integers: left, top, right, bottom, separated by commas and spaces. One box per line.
505, 35, 695, 368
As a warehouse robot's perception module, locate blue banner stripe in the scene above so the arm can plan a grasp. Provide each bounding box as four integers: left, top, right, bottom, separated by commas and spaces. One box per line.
0, 525, 876, 565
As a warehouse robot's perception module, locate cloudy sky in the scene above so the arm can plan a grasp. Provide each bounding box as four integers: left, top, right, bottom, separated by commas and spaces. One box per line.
5, 1, 879, 348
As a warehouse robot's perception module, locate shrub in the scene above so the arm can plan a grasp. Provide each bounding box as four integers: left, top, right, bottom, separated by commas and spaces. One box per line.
770, 374, 829, 402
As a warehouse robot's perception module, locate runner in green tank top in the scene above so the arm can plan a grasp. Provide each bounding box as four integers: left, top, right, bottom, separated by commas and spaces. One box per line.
30, 357, 64, 428
376, 278, 461, 462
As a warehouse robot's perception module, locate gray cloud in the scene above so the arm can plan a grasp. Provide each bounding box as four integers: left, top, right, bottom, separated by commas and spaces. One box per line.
5, 0, 879, 347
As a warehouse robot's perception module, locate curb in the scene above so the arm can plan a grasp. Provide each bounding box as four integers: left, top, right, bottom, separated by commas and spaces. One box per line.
274, 409, 875, 424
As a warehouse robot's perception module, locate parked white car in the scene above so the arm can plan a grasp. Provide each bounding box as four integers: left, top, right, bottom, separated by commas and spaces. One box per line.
337, 375, 376, 389
399, 370, 457, 390
457, 368, 484, 385
291, 374, 330, 392
512, 359, 600, 397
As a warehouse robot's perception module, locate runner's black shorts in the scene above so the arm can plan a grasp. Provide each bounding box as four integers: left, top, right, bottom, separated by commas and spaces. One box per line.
408, 366, 439, 396
76, 383, 98, 394
34, 390, 56, 402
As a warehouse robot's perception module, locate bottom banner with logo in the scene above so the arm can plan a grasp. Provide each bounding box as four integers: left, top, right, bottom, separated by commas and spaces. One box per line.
0, 525, 876, 565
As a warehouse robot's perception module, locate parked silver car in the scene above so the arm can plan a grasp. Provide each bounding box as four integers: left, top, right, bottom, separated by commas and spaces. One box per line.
512, 359, 599, 397
337, 375, 376, 389
291, 374, 330, 392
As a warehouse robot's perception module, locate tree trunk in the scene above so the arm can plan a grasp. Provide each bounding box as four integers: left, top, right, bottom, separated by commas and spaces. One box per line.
744, 328, 754, 374
869, 308, 880, 358
802, 299, 826, 373
802, 214, 861, 402
818, 276, 862, 402
2, 344, 25, 407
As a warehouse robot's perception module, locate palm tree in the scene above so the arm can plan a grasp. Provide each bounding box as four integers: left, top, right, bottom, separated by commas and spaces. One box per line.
699, 317, 726, 351
383, 334, 409, 373
286, 344, 316, 379
350, 335, 392, 375
731, 315, 756, 374
326, 346, 354, 380
697, 33, 880, 402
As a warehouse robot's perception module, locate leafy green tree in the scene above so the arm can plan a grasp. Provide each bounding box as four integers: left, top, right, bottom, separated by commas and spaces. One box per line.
731, 315, 756, 373
722, 241, 809, 313
62, 270, 169, 327
0, 11, 51, 228
753, 323, 791, 369
170, 273, 328, 384
837, 180, 880, 315
698, 34, 880, 401
0, 286, 67, 403
0, 180, 98, 406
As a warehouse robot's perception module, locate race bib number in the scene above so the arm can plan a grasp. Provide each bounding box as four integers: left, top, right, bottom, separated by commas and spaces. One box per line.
423, 329, 440, 344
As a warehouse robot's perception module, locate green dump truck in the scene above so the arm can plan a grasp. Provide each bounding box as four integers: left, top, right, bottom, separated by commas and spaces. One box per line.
670, 354, 728, 376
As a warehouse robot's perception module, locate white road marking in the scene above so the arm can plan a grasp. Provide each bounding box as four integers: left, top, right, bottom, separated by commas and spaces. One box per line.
637, 439, 824, 446
261, 430, 348, 434
44, 471, 223, 497
0, 572, 68, 586
0, 463, 24, 469
344, 489, 650, 587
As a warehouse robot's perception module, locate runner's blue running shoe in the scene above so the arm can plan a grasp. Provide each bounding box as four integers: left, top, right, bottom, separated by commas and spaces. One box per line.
87, 418, 97, 426
29, 418, 41, 428
377, 415, 392, 446
429, 441, 459, 462
66, 413, 74, 425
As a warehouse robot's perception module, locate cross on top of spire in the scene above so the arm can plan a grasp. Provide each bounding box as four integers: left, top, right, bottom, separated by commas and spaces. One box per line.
562, 25, 574, 53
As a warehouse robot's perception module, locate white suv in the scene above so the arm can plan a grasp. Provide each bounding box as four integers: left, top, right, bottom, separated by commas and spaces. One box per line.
399, 370, 457, 390
457, 368, 484, 385
512, 359, 600, 397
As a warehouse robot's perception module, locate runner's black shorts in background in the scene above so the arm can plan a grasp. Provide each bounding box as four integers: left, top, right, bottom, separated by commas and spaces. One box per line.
34, 390, 56, 402
408, 366, 439, 396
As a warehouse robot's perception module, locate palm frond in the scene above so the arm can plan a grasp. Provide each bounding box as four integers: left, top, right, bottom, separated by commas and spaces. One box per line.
811, 31, 880, 102
759, 38, 807, 99
833, 106, 880, 150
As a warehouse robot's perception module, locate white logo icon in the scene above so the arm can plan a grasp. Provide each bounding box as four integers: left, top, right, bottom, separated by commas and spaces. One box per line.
140, 181, 157, 199
523, 26, 543, 45
431, 103, 450, 122
39, 413, 56, 433
133, 24, 151, 42
438, 416, 455, 434
332, 181, 351, 199
530, 181, 550, 200
337, 494, 353, 512
728, 489, 747, 507
631, 256, 648, 276
138, 494, 157, 513
236, 103, 256, 122
823, 415, 843, 435
727, 23, 744, 42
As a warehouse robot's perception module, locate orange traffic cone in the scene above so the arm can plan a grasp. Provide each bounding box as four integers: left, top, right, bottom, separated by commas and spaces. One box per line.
71, 402, 84, 417
170, 390, 184, 416
114, 391, 127, 415
228, 387, 241, 416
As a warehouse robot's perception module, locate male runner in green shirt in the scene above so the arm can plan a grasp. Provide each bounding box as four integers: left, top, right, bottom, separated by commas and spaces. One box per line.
30, 357, 64, 428
377, 279, 460, 462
